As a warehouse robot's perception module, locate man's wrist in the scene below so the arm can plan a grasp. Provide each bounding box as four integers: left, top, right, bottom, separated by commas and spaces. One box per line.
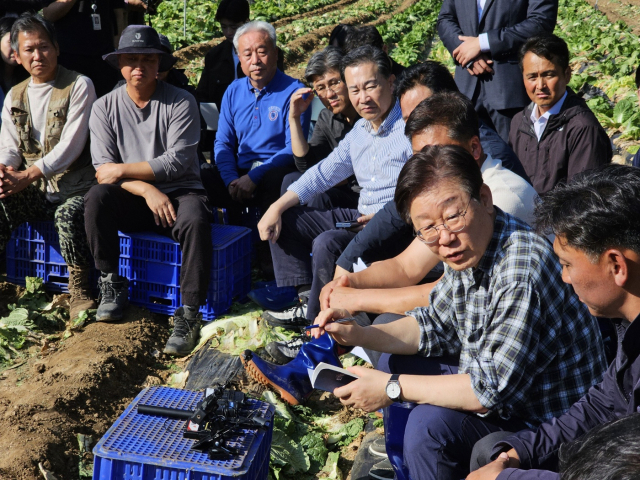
27, 165, 45, 183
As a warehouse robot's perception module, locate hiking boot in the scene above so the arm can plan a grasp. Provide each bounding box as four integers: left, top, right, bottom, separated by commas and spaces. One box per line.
368, 435, 388, 458
368, 458, 394, 480
265, 335, 310, 364
96, 273, 129, 322
68, 265, 97, 321
163, 307, 202, 356
262, 296, 309, 329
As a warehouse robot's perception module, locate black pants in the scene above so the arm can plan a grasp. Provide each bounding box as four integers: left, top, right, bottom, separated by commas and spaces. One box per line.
269, 206, 361, 321
472, 81, 522, 144
200, 163, 296, 225
337, 200, 414, 272
84, 184, 213, 306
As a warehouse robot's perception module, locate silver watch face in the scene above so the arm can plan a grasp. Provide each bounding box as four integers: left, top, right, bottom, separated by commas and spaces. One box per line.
386, 382, 401, 399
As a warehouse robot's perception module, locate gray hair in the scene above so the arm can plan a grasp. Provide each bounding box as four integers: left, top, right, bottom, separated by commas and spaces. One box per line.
304, 46, 343, 84
11, 13, 57, 53
233, 20, 276, 52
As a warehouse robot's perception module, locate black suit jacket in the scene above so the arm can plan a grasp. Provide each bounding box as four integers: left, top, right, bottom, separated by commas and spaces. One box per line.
437, 0, 558, 110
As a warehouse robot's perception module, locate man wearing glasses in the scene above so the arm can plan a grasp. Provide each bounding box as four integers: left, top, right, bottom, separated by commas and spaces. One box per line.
312, 144, 606, 480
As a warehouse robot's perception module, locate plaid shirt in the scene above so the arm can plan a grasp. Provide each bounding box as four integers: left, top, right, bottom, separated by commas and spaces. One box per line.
408, 209, 607, 427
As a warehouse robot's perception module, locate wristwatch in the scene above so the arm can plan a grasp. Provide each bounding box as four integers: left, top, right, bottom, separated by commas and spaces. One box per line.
385, 374, 402, 402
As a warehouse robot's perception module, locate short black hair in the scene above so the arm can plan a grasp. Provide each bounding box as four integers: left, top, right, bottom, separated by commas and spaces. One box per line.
329, 24, 354, 49
395, 145, 484, 224
404, 92, 480, 144
341, 45, 392, 80
394, 61, 459, 99
535, 164, 640, 260
215, 0, 250, 23
635, 64, 640, 89
343, 25, 384, 53
11, 13, 57, 53
305, 46, 343, 84
519, 33, 570, 72
559, 413, 640, 480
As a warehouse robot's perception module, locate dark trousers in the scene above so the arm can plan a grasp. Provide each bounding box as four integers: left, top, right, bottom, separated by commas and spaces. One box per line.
84, 184, 213, 306
378, 353, 529, 480
336, 200, 414, 273
472, 82, 522, 144
269, 206, 361, 321
280, 172, 360, 211
200, 163, 296, 225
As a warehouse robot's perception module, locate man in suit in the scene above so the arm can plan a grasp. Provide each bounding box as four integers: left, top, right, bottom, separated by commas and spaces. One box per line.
437, 0, 558, 142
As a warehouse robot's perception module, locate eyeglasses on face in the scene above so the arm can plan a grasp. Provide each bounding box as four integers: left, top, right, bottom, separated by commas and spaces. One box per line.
414, 198, 473, 245
313, 79, 342, 98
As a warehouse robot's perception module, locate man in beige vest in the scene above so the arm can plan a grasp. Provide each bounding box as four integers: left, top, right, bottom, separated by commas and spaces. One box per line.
0, 13, 97, 319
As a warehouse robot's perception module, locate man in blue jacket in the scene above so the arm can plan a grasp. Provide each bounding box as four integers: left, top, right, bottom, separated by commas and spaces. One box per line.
204, 20, 310, 224
468, 164, 640, 480
437, 0, 557, 142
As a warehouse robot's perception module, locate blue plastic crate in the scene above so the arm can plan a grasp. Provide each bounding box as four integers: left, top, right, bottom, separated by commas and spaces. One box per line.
121, 225, 251, 320
92, 386, 275, 480
6, 221, 81, 292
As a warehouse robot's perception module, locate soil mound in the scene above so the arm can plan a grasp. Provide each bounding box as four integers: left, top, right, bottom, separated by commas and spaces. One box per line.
0, 306, 169, 480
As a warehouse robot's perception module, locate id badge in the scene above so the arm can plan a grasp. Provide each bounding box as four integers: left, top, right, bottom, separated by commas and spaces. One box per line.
91, 13, 102, 30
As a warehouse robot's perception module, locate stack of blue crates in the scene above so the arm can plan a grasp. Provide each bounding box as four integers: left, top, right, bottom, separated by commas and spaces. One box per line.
5, 221, 252, 320
92, 386, 275, 480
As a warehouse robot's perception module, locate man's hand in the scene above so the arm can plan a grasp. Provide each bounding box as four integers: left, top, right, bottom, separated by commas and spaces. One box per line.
325, 285, 361, 313
258, 205, 283, 243
467, 452, 519, 480
0, 165, 42, 198
320, 275, 351, 310
333, 367, 393, 412
96, 163, 125, 184
357, 213, 374, 227
290, 88, 314, 120
142, 185, 177, 228
311, 307, 358, 341
467, 53, 494, 76
233, 174, 257, 202
453, 36, 482, 67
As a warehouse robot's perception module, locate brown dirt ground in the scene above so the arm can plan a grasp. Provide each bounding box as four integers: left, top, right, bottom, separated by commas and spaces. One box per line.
583, 0, 640, 34
0, 297, 171, 480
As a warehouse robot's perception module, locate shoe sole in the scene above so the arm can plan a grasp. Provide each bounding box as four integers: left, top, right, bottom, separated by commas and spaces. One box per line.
240, 356, 301, 406
163, 346, 192, 356
368, 444, 388, 458
264, 317, 309, 330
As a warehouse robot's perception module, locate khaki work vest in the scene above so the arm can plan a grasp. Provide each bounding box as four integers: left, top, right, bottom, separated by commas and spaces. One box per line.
10, 66, 96, 202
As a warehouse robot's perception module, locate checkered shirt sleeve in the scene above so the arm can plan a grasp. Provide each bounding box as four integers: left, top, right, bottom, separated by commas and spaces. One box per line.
408, 210, 607, 426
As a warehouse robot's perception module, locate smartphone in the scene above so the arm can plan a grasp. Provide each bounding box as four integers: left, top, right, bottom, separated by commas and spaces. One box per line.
336, 220, 361, 228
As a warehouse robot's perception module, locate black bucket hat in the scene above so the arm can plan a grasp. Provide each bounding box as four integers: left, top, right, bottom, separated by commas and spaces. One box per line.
102, 25, 177, 72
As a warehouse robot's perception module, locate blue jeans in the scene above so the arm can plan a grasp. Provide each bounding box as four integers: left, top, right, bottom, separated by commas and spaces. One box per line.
378, 353, 528, 480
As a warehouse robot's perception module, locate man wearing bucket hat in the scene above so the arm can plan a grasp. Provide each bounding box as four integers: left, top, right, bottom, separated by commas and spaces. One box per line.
84, 25, 213, 357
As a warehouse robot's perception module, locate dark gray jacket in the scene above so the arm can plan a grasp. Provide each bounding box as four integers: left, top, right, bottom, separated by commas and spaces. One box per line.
509, 89, 612, 194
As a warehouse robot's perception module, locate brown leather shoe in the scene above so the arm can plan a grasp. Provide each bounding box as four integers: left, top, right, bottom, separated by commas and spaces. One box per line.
68, 265, 97, 321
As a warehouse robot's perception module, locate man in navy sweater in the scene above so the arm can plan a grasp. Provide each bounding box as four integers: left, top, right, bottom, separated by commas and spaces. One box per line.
203, 20, 310, 224
468, 164, 640, 480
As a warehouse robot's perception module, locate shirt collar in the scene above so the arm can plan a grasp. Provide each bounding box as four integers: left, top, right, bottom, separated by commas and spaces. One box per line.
474, 207, 508, 274
362, 99, 402, 136
530, 90, 568, 123
246, 68, 282, 95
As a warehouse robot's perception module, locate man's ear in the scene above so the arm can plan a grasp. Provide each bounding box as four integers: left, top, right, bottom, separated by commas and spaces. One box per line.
387, 73, 395, 90
607, 249, 629, 288
478, 183, 494, 214
469, 136, 482, 162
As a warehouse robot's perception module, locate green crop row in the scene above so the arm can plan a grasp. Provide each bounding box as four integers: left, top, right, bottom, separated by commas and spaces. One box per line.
379, 0, 443, 66
276, 0, 402, 45
152, 0, 344, 49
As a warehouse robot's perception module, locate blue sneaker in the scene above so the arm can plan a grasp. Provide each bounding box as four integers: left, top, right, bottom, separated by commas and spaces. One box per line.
247, 284, 298, 311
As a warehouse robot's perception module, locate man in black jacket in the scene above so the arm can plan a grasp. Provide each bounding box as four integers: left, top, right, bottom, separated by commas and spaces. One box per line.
437, 0, 557, 142
1, 0, 55, 17
509, 34, 611, 195
468, 164, 640, 480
